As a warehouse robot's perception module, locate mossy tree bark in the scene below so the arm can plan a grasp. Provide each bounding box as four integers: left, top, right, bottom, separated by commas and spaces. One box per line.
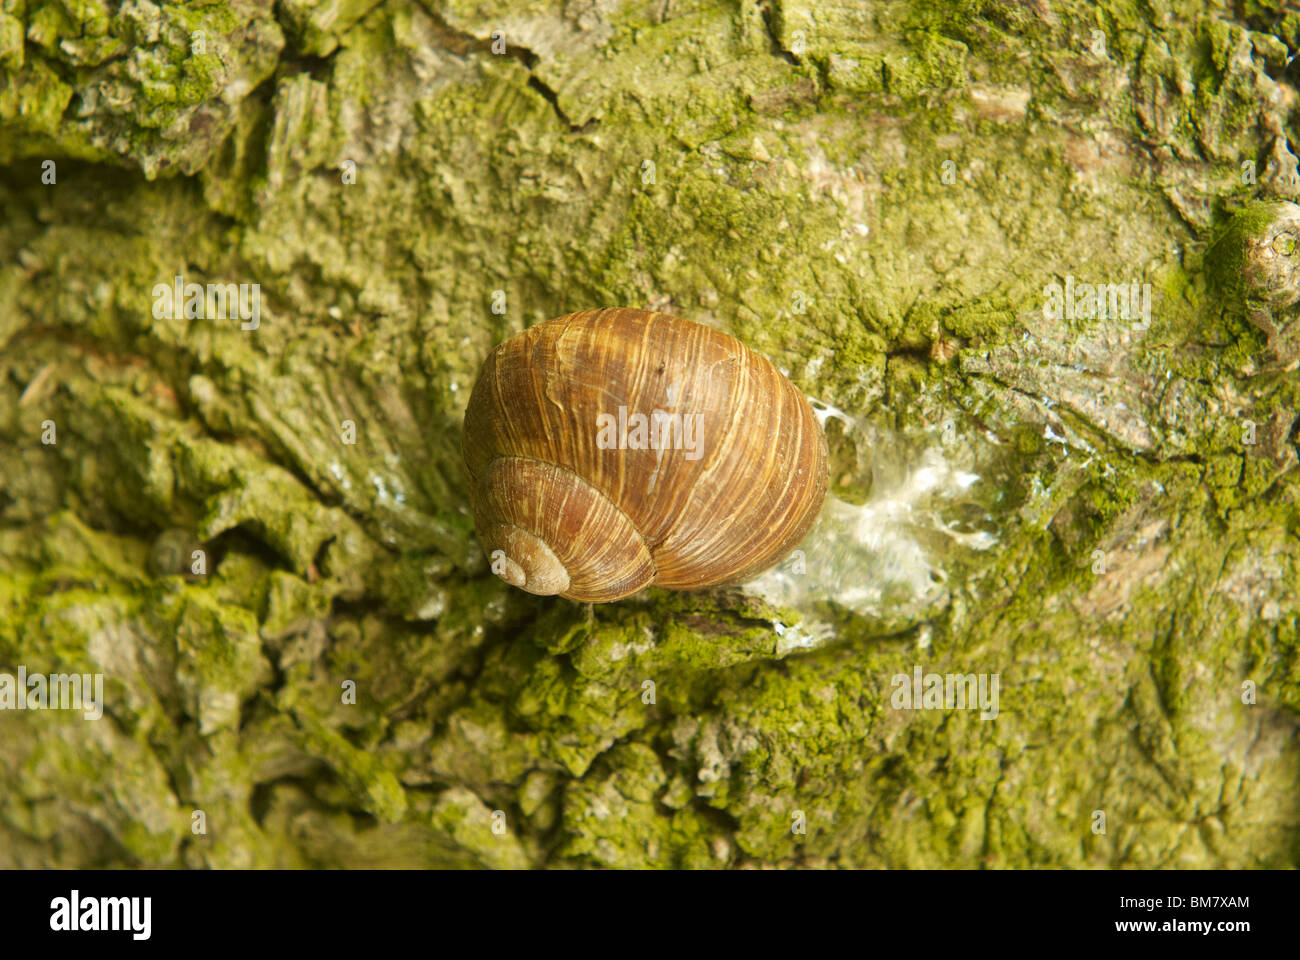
1, 0, 1298, 867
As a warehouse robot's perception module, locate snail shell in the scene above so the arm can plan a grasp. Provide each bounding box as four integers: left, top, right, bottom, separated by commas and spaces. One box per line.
461, 308, 829, 602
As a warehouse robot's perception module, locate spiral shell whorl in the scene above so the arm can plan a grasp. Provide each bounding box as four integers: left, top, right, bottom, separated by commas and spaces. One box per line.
484, 522, 570, 595
472, 456, 657, 602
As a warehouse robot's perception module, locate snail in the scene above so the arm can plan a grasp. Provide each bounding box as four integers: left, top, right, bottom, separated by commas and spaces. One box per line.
461, 307, 829, 602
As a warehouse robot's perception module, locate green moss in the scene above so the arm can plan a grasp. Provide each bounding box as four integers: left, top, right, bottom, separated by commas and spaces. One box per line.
0, 12, 23, 70
0, 1, 283, 175
0, 57, 73, 134
558, 741, 720, 868
1206, 201, 1298, 302
1, 0, 1298, 870
429, 786, 530, 869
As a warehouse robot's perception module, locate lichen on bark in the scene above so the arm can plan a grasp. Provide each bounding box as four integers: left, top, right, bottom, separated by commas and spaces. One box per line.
1, 0, 1297, 868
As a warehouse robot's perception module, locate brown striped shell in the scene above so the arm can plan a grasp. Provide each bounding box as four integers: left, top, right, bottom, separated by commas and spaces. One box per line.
461, 308, 829, 602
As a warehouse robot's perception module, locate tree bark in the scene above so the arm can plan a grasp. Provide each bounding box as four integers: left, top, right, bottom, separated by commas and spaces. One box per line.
0, 0, 1297, 867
